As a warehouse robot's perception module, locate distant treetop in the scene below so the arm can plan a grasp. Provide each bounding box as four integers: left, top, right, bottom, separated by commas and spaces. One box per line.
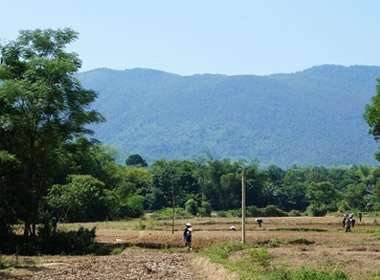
126, 154, 148, 167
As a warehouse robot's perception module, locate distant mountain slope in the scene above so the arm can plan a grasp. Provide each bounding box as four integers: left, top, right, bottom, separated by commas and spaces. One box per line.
77, 65, 380, 168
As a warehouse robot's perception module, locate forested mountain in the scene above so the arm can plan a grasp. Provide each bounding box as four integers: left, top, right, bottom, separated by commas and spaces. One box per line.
77, 65, 380, 168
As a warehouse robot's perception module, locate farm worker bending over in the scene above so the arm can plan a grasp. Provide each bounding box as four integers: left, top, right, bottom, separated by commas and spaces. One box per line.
183, 223, 192, 250
255, 218, 263, 227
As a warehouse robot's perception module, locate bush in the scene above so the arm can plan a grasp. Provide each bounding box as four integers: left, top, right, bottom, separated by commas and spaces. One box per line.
150, 207, 192, 219
246, 205, 261, 217
119, 195, 145, 218
307, 204, 328, 217
230, 209, 242, 217
40, 226, 97, 255
198, 201, 212, 217
185, 199, 198, 215
261, 205, 288, 217
215, 210, 228, 217
1, 226, 98, 256
288, 210, 302, 217
217, 206, 290, 218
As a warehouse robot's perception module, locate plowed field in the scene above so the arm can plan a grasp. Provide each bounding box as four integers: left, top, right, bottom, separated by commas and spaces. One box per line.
2, 216, 380, 279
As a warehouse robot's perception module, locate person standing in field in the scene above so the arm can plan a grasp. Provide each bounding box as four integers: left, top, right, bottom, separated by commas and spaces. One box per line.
349, 213, 355, 227
52, 217, 58, 233
358, 211, 362, 222
183, 223, 192, 251
345, 217, 351, 232
342, 214, 347, 228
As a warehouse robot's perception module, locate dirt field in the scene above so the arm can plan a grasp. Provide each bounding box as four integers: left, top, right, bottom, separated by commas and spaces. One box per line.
2, 216, 380, 279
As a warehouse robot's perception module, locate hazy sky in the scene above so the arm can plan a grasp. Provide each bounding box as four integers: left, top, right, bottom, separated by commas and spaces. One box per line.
2, 1, 379, 76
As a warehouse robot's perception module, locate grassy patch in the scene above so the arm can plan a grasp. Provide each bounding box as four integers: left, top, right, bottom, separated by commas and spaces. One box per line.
0, 255, 35, 270
199, 241, 350, 280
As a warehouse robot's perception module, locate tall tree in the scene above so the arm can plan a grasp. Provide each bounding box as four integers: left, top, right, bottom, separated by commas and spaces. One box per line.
126, 154, 148, 167
0, 151, 23, 237
306, 182, 339, 208
0, 28, 104, 236
364, 77, 380, 161
344, 183, 368, 209
46, 174, 107, 222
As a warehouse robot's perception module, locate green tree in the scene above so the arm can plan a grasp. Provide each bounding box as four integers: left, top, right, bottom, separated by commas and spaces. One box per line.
118, 195, 145, 218
278, 167, 326, 212
148, 159, 200, 210
195, 156, 223, 210
266, 164, 285, 186
306, 181, 339, 209
0, 151, 22, 236
113, 166, 151, 218
126, 154, 148, 167
148, 159, 177, 210
198, 201, 212, 217
244, 161, 268, 208
0, 28, 104, 235
192, 157, 208, 201
46, 174, 107, 222
69, 144, 121, 189
328, 165, 357, 192
277, 182, 309, 212
200, 157, 246, 211
122, 166, 151, 195
304, 166, 330, 183
355, 164, 380, 188
364, 77, 380, 161
185, 198, 198, 215
344, 183, 368, 209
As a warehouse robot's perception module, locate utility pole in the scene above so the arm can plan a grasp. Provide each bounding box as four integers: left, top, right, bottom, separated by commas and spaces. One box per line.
172, 177, 175, 234
241, 170, 246, 243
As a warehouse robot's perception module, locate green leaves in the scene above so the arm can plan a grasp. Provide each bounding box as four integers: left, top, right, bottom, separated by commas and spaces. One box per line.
46, 175, 106, 222
364, 77, 380, 144
0, 28, 104, 234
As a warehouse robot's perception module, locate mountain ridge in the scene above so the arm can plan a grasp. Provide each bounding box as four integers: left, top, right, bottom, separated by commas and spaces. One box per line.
77, 64, 380, 169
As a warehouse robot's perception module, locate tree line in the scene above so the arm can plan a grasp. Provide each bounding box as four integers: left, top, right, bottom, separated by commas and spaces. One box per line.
2, 28, 380, 246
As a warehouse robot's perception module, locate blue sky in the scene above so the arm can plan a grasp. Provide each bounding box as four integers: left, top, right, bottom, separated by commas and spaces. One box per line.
2, 1, 379, 76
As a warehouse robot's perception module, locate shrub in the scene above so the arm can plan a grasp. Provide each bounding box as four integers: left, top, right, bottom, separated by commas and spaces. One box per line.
198, 201, 212, 217
249, 247, 272, 268
307, 204, 328, 217
246, 205, 262, 217
262, 205, 288, 217
288, 210, 302, 217
215, 210, 228, 217
185, 199, 198, 215
40, 226, 97, 255
119, 195, 145, 218
150, 207, 192, 219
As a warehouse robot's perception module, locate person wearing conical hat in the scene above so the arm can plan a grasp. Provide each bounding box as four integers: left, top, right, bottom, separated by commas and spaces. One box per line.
183, 223, 193, 250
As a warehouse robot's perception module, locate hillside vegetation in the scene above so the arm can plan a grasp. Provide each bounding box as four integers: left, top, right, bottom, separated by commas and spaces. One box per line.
77, 65, 380, 168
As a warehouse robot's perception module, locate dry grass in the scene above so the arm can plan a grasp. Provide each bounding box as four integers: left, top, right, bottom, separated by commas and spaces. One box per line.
2, 215, 380, 279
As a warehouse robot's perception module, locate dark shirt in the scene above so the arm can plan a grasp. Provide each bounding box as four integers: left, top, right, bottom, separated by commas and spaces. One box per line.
183, 228, 192, 242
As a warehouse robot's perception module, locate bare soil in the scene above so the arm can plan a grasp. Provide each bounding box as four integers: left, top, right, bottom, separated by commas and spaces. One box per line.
2, 216, 380, 279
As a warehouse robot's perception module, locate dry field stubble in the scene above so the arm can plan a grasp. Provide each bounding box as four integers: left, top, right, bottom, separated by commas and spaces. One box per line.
2, 216, 380, 279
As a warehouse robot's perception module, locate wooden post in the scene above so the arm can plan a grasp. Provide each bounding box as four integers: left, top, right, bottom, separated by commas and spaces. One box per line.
241, 170, 246, 243
172, 178, 175, 234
